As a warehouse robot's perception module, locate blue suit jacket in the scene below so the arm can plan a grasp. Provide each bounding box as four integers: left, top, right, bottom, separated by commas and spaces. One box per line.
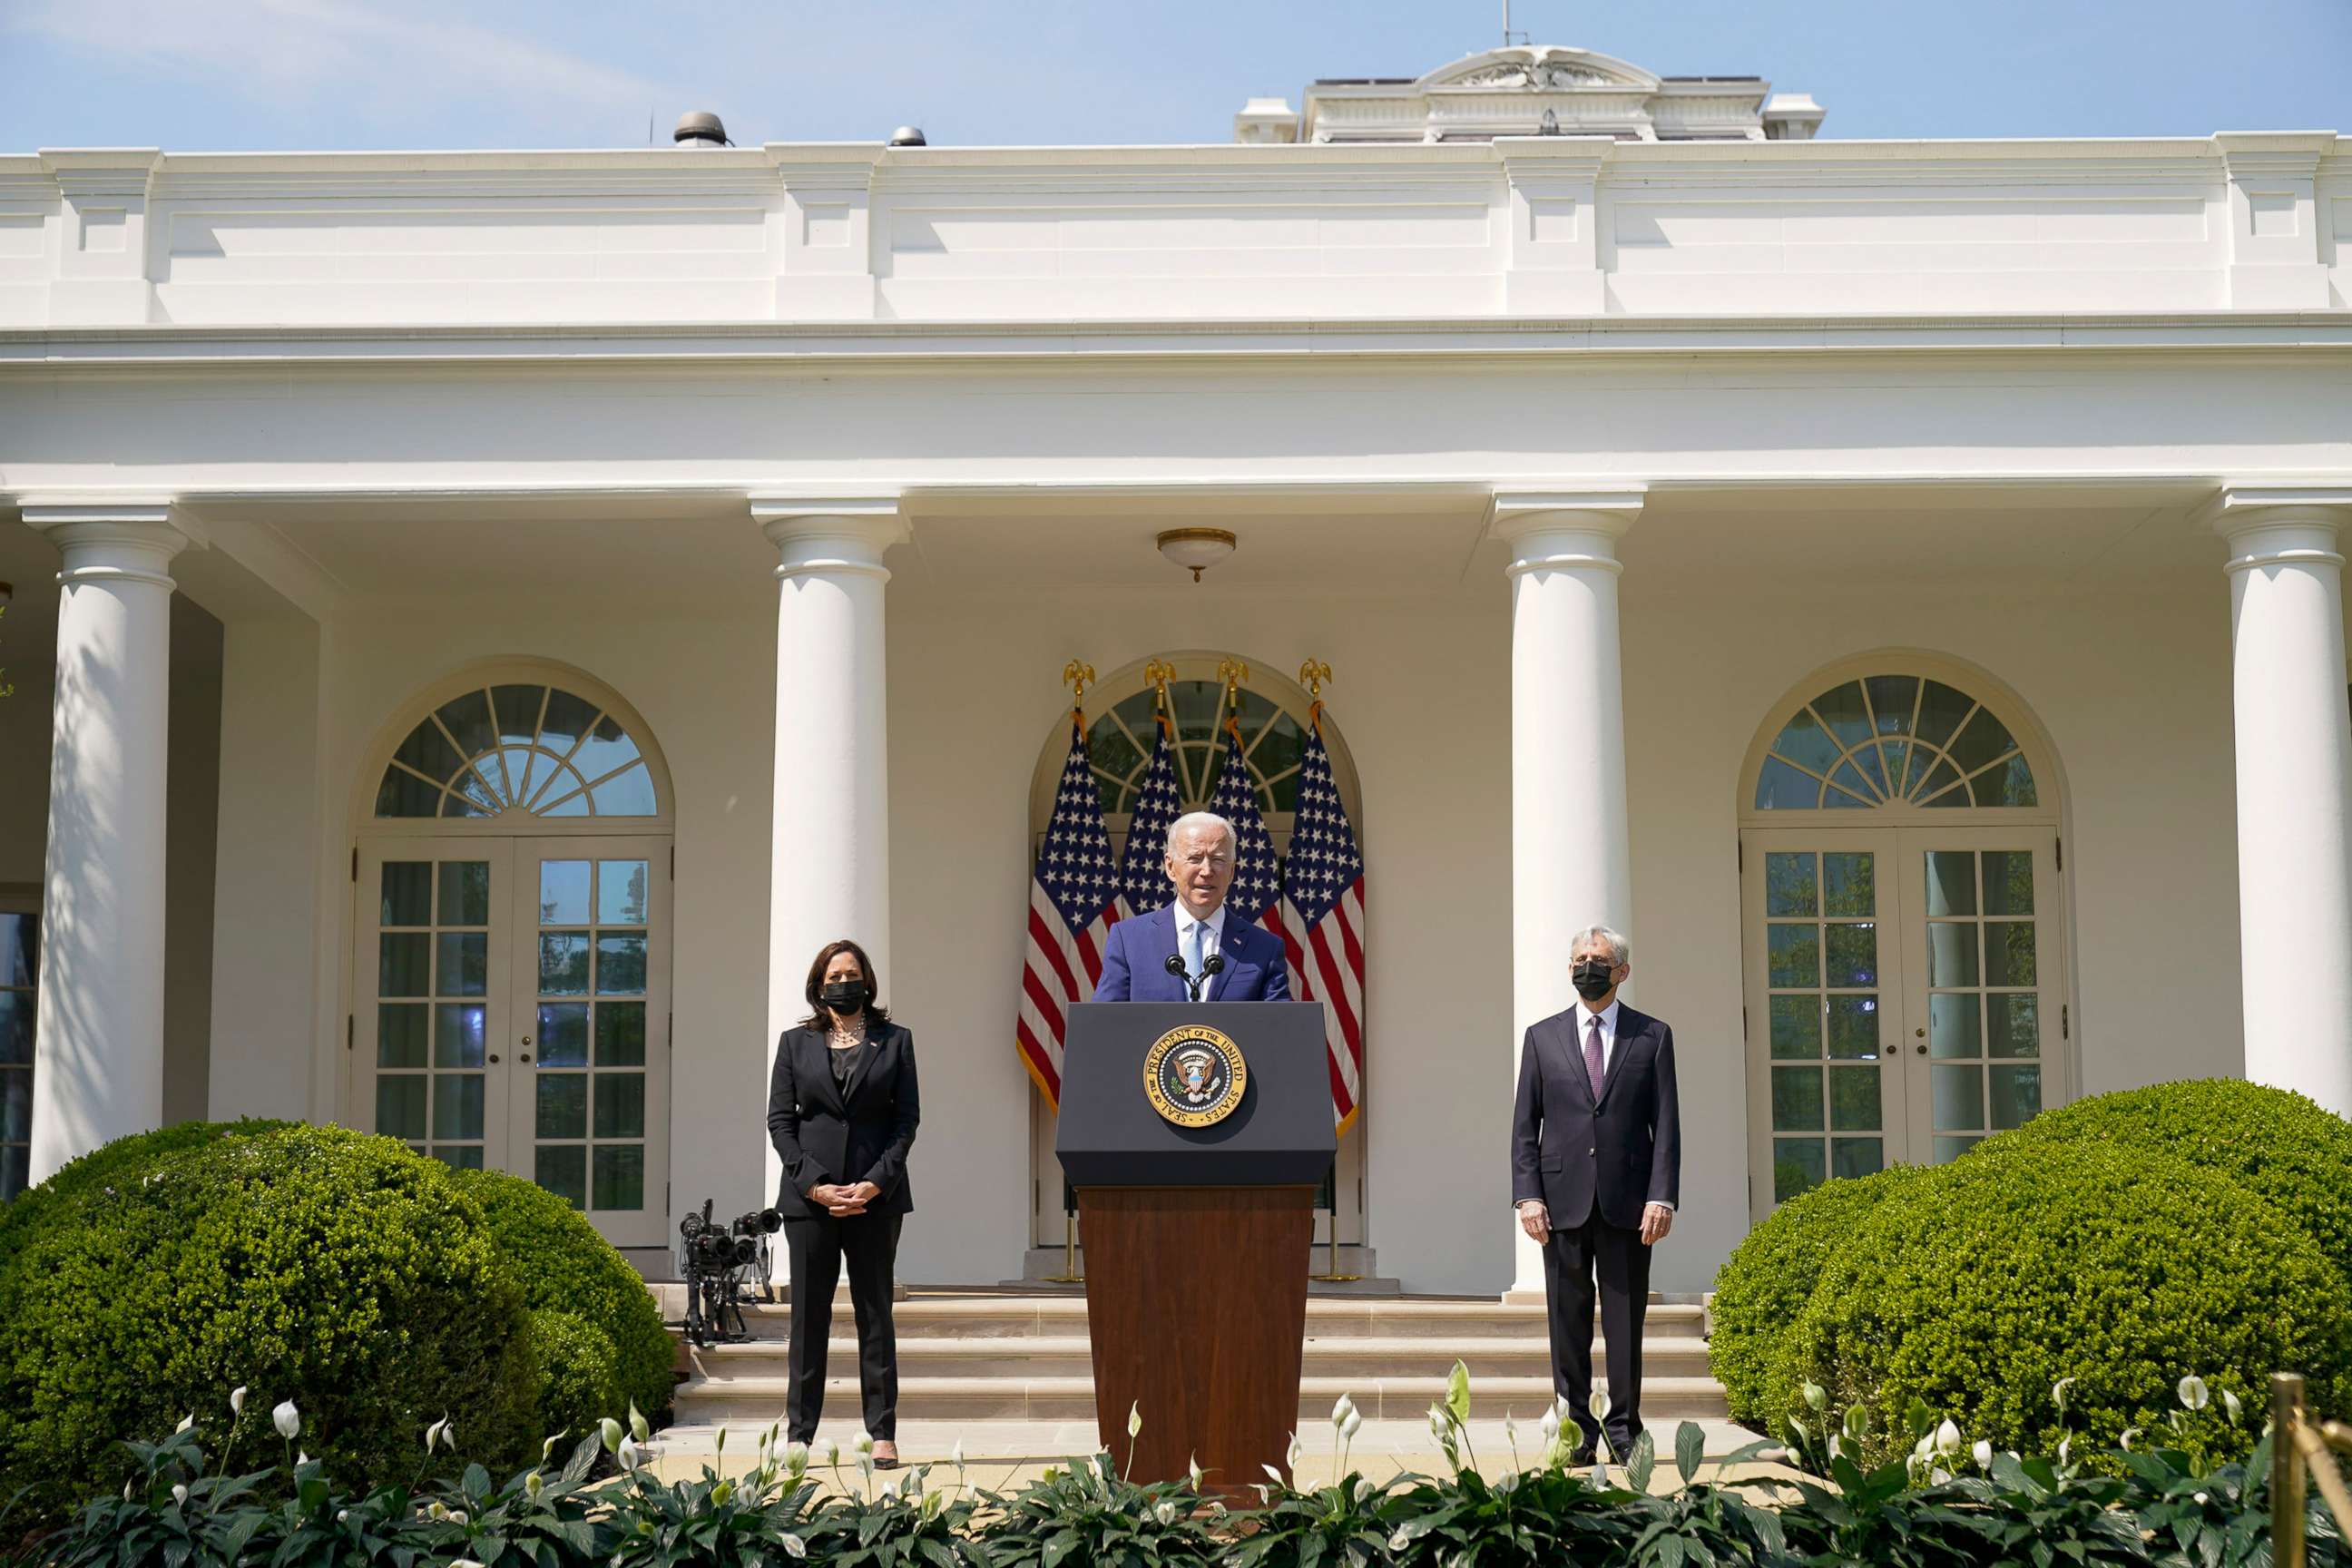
1093, 903, 1291, 1002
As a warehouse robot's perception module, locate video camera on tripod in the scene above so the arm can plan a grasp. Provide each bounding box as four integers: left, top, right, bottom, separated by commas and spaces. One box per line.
677, 1199, 784, 1347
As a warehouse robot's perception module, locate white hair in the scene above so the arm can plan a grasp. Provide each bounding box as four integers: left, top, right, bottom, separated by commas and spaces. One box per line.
1572, 925, 1631, 967
1166, 811, 1238, 858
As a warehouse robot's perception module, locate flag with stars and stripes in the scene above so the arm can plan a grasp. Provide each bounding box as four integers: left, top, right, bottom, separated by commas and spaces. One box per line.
1278, 710, 1367, 1132
1208, 713, 1285, 929
1017, 718, 1119, 1108
1117, 703, 1184, 920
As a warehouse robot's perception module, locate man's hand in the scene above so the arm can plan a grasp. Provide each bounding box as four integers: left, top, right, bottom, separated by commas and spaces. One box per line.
1640, 1203, 1674, 1246
1516, 1200, 1551, 1243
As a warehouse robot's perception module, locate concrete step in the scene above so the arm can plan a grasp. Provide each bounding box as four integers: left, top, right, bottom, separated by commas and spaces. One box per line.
676, 1373, 1727, 1426
688, 1335, 1716, 1382
728, 1298, 1706, 1341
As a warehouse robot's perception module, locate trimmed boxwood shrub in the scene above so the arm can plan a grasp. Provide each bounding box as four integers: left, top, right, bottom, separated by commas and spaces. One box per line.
0, 1116, 294, 1273
1785, 1135, 2352, 1468
451, 1166, 675, 1430
1986, 1076, 2352, 1292
0, 1123, 537, 1516
1707, 1162, 1936, 1427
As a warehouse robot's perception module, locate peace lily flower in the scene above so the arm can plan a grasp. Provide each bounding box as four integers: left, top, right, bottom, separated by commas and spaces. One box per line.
1540, 1405, 1562, 1443
2120, 1427, 2141, 1452
524, 1470, 544, 1499
600, 1417, 624, 1454
271, 1401, 300, 1440
1801, 1381, 1828, 1413
229, 1386, 247, 1417
1332, 1394, 1355, 1429
950, 1438, 965, 1474
1340, 1408, 1361, 1441
425, 1416, 451, 1453
1286, 1430, 1303, 1470
1188, 1453, 1203, 1490
2052, 1377, 2075, 1416
1154, 1501, 1179, 1526
2225, 1388, 2244, 1423
819, 1437, 839, 1467
2179, 1375, 2211, 1412
175, 1413, 194, 1435
617, 1436, 643, 1473
172, 1484, 188, 1505
1354, 1476, 1375, 1504
1934, 1418, 1962, 1455
779, 1534, 808, 1561
855, 1431, 876, 1458
1973, 1439, 1994, 1471
2059, 1436, 2073, 1465
542, 1434, 564, 1463
629, 1402, 651, 1445
1128, 1403, 1143, 1440
786, 1441, 810, 1479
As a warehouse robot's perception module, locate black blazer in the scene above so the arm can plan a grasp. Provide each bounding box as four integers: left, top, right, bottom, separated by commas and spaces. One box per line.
767, 1022, 921, 1220
1510, 1003, 1681, 1230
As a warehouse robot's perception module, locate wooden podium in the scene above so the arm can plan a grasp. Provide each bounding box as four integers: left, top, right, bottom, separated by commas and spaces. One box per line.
1058, 1002, 1335, 1493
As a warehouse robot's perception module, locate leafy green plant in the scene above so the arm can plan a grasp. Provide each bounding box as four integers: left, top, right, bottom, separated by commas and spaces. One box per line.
990, 1452, 1218, 1568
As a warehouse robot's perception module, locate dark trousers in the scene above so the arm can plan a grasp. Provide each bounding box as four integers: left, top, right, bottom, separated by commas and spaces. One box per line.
783, 1212, 903, 1442
1542, 1213, 1653, 1456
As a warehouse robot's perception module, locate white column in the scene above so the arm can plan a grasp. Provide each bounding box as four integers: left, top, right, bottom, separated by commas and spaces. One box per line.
1494, 488, 1643, 1298
21, 501, 201, 1181
2216, 485, 2352, 1115
751, 497, 906, 1247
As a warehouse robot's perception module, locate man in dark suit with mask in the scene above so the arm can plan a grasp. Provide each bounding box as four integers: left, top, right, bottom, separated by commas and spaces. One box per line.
1510, 924, 1681, 1464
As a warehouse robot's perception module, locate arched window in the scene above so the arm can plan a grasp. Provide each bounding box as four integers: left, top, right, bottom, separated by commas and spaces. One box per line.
1083, 679, 1307, 819
1752, 673, 2037, 812
374, 682, 660, 820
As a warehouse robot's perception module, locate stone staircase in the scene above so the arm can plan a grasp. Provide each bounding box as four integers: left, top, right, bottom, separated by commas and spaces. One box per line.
666, 1289, 1725, 1440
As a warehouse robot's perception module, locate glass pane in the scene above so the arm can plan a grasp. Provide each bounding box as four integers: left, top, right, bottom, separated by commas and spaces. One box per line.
491, 683, 548, 746
436, 691, 496, 763
1913, 682, 1975, 750
1771, 709, 1845, 773
492, 747, 537, 806
1831, 1137, 1884, 1181
1767, 925, 1819, 987
0, 1143, 24, 1202
1754, 757, 1824, 810
1825, 786, 1875, 809
435, 933, 487, 998
1933, 1134, 1982, 1164
0, 914, 34, 987
1991, 994, 2042, 1058
1829, 759, 1879, 804
538, 862, 591, 926
1825, 923, 1878, 986
1924, 851, 1977, 916
536, 1145, 587, 1209
1828, 1066, 1881, 1131
437, 783, 487, 818
433, 1145, 485, 1171
436, 861, 490, 926
540, 689, 599, 754
377, 769, 442, 818
0, 995, 29, 1066
2, 1068, 30, 1143
1990, 1064, 2043, 1130
539, 769, 591, 817
594, 1073, 646, 1139
1866, 675, 1921, 736
1822, 853, 1874, 917
1771, 1066, 1825, 1132
1847, 745, 1890, 800
598, 861, 651, 926
1879, 739, 1915, 798
1764, 853, 1818, 917
596, 1003, 647, 1067
379, 863, 431, 927
1929, 993, 1983, 1059
1769, 995, 1822, 1059
378, 933, 430, 998
1810, 682, 1873, 750
1986, 922, 2037, 986
536, 1073, 587, 1139
1932, 1063, 1984, 1132
594, 935, 647, 995
1774, 1139, 1826, 1203
1983, 756, 2038, 808
1947, 709, 2020, 777
1981, 851, 2035, 916
434, 1004, 485, 1069
538, 934, 591, 996
1827, 995, 1881, 1059
573, 715, 642, 786
1926, 923, 1979, 987
537, 1004, 590, 1067
391, 717, 465, 784
375, 1075, 427, 1139
593, 1145, 646, 1211
589, 765, 658, 818
1912, 757, 1965, 806
377, 1004, 428, 1068
433, 1073, 484, 1140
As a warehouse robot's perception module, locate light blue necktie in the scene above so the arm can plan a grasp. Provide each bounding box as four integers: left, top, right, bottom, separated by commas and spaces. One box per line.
1183, 918, 1205, 997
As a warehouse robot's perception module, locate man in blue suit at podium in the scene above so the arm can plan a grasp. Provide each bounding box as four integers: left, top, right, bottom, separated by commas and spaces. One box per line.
1094, 812, 1291, 1003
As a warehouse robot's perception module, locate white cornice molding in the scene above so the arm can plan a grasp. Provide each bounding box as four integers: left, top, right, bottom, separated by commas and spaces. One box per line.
2201, 481, 2352, 533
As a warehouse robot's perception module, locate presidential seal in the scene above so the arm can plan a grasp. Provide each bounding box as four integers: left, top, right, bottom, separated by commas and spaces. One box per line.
1142, 1024, 1248, 1128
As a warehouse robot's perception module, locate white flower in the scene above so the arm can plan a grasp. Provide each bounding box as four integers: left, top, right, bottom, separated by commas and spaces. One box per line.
1354, 1476, 1375, 1504
524, 1470, 544, 1499
950, 1438, 965, 1471
172, 1484, 188, 1505
2224, 1388, 2245, 1423
426, 1416, 449, 1453
1389, 1527, 1414, 1552
600, 1417, 624, 1454
2120, 1428, 2141, 1452
2195, 1491, 2210, 1506
2052, 1377, 2074, 1416
1934, 1418, 1962, 1455
1188, 1453, 1203, 1490
122, 1480, 133, 1502
1540, 1406, 1562, 1442
297, 1452, 309, 1466
786, 1441, 809, 1477
1341, 1409, 1361, 1441
452, 1561, 485, 1568
229, 1387, 247, 1417
2058, 1436, 2073, 1465
855, 1431, 875, 1457
1128, 1403, 1143, 1440
1589, 1389, 1610, 1420
1973, 1439, 1994, 1471
1801, 1381, 1828, 1413
1154, 1501, 1179, 1526
336, 1510, 348, 1523
820, 1438, 839, 1466
2179, 1375, 2210, 1412
1332, 1394, 1355, 1428
271, 1400, 300, 1440
629, 1402, 651, 1445
618, 1436, 643, 1473
1286, 1430, 1303, 1470
779, 1534, 808, 1561
175, 1413, 194, 1435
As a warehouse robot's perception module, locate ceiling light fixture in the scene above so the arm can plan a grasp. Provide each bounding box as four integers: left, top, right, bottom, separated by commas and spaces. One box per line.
1156, 527, 1237, 583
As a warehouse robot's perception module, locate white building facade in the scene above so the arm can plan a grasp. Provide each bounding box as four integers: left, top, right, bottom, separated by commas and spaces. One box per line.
1, 47, 2347, 1295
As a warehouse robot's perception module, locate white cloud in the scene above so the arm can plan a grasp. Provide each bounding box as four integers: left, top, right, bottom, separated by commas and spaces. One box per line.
7, 0, 671, 134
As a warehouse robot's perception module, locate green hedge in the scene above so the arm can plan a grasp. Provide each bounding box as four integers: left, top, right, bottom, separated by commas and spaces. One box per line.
1707, 1163, 1936, 1427
0, 1123, 538, 1514
1985, 1077, 2352, 1292
1785, 1135, 2352, 1468
0, 1116, 294, 1274
451, 1166, 675, 1431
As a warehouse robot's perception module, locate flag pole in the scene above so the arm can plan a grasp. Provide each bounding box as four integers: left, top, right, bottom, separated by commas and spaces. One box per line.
1297, 659, 1363, 1283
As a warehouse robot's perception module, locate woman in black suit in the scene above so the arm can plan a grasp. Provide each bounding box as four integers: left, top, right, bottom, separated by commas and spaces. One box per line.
766, 937, 920, 1465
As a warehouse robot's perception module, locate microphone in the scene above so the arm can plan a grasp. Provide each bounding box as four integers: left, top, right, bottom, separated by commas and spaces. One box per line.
1163, 952, 1200, 1002
1201, 953, 1226, 977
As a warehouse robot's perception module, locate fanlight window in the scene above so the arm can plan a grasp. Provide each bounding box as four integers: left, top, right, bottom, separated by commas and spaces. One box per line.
375, 684, 658, 820
1755, 675, 2036, 811
1085, 681, 1306, 818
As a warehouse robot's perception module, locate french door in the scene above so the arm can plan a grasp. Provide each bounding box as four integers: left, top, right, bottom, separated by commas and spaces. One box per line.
355, 836, 671, 1246
1740, 825, 2063, 1221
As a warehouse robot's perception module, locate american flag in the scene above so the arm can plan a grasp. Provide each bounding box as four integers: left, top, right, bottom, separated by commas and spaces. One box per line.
1016, 718, 1119, 1108
1279, 710, 1367, 1132
1208, 714, 1284, 927
1117, 706, 1184, 920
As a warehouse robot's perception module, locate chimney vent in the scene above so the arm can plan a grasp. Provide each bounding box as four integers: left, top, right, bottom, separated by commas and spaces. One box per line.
673, 111, 730, 148
887, 125, 928, 147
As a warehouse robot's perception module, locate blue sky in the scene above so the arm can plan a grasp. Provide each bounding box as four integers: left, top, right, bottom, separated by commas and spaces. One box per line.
2, 0, 2347, 152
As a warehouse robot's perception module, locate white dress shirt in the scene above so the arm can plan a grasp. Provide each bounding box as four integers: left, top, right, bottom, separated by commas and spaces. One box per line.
1173, 902, 1228, 983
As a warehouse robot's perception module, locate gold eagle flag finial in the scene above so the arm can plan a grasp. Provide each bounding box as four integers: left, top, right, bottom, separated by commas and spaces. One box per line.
1298, 659, 1333, 728
1063, 660, 1096, 720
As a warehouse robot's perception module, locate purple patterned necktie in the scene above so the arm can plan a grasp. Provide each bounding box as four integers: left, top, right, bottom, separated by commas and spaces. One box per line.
1584, 1017, 1607, 1100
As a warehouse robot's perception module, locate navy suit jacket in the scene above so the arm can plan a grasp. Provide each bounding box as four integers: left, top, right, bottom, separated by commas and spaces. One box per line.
1092, 903, 1291, 1002
1510, 1003, 1681, 1231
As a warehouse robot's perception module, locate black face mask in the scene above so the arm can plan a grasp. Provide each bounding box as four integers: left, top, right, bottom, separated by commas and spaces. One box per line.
1571, 959, 1617, 1002
820, 980, 866, 1013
